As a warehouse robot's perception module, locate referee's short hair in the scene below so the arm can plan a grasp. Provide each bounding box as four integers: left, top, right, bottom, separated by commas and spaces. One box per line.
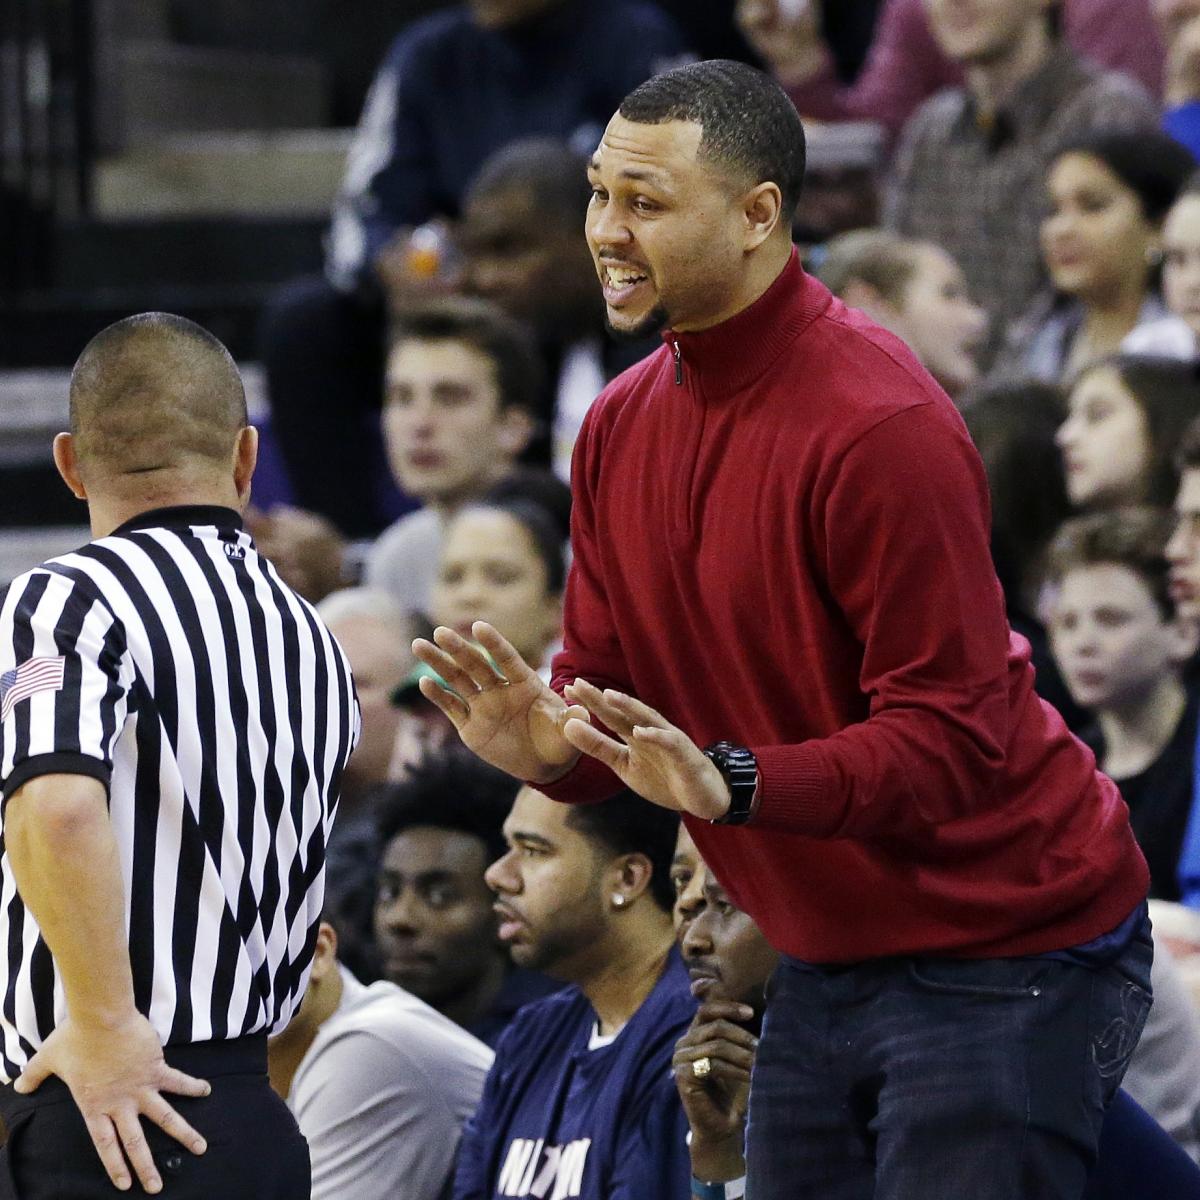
566, 791, 680, 913
377, 747, 520, 867
69, 312, 247, 474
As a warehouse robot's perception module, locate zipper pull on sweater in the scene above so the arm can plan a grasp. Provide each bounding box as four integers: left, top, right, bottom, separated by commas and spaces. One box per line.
672, 340, 682, 385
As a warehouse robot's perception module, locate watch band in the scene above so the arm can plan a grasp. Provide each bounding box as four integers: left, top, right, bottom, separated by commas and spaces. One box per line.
691, 1175, 747, 1200
702, 741, 759, 826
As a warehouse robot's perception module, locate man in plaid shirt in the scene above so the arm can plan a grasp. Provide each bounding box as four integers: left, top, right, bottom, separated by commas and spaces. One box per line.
884, 0, 1159, 361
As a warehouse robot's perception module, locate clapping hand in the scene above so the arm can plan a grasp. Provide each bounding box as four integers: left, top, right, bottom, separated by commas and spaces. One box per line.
560, 679, 731, 821
411, 622, 589, 784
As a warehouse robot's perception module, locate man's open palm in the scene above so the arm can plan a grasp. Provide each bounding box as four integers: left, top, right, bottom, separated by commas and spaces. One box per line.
411, 623, 586, 783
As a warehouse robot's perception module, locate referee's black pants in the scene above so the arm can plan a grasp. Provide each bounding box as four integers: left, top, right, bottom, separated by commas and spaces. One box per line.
0, 1035, 309, 1198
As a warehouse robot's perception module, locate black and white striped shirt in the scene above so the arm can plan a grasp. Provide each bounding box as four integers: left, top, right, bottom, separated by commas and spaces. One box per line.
0, 506, 360, 1081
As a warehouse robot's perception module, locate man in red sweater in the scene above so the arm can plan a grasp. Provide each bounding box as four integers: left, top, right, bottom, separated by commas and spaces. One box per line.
413, 60, 1152, 1200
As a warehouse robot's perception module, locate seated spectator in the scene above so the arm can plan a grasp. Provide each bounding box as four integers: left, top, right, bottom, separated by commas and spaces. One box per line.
259, 0, 688, 536
1046, 508, 1200, 901
883, 0, 1158, 359
457, 138, 660, 476
1126, 180, 1200, 359
453, 787, 692, 1199
431, 499, 565, 676
314, 587, 417, 979
384, 490, 568, 776
815, 228, 987, 400
1160, 0, 1200, 159
267, 920, 494, 1200
1056, 354, 1200, 511
374, 748, 559, 1047
962, 380, 1087, 730
670, 823, 777, 1197
993, 131, 1195, 383
737, 0, 1165, 140
257, 297, 542, 607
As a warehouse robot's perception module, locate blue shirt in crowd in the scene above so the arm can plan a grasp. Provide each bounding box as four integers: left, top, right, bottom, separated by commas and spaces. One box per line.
452, 948, 695, 1200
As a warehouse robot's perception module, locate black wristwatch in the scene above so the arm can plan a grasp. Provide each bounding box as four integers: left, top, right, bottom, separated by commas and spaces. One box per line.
702, 742, 759, 826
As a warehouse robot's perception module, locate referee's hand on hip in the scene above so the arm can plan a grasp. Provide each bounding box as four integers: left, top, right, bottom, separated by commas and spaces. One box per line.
14, 1011, 210, 1194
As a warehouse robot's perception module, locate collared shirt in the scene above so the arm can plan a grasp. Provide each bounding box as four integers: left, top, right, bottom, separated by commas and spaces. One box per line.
0, 506, 360, 1081
884, 45, 1158, 357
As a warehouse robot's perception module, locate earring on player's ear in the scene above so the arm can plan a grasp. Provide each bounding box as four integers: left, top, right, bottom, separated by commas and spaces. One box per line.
612, 894, 626, 907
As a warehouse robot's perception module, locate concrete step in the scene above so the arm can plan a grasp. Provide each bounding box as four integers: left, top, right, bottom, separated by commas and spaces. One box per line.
99, 41, 330, 146
92, 129, 351, 219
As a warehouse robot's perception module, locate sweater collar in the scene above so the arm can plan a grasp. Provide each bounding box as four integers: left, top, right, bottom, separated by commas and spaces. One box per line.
662, 249, 830, 395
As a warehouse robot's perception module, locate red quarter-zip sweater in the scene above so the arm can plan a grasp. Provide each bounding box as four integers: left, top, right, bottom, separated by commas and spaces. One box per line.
540, 250, 1148, 962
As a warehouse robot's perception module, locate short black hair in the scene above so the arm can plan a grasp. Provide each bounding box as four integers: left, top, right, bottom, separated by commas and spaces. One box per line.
70, 311, 247, 469
618, 59, 806, 218
376, 747, 520, 867
1055, 130, 1195, 224
565, 790, 680, 912
466, 137, 592, 232
388, 296, 544, 417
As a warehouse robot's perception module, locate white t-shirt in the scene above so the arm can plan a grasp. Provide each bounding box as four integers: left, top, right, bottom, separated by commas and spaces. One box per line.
289, 968, 494, 1200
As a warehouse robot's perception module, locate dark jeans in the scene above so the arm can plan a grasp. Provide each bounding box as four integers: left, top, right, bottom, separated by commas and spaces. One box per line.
0, 1035, 309, 1199
746, 925, 1154, 1200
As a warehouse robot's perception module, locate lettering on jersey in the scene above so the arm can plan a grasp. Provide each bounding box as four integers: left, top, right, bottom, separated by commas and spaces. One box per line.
497, 1137, 591, 1198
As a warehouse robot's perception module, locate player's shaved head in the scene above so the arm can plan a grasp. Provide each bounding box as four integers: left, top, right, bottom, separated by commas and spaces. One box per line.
69, 312, 247, 479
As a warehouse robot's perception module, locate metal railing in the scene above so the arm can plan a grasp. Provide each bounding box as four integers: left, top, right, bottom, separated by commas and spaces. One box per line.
1, 0, 95, 294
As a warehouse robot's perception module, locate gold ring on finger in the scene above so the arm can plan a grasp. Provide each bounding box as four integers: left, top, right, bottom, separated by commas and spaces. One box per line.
692, 1056, 713, 1079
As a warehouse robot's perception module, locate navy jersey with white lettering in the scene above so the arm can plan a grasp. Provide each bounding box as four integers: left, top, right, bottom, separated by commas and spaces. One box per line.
0, 506, 359, 1082
453, 948, 693, 1200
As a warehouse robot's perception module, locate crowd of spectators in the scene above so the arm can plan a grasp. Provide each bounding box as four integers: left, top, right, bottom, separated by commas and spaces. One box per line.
246, 0, 1200, 1195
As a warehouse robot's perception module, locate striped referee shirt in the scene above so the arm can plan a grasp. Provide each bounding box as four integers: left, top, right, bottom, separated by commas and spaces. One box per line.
0, 505, 360, 1082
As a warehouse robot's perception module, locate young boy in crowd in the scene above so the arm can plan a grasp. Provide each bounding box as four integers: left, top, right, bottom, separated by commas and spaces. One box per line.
1046, 506, 1200, 901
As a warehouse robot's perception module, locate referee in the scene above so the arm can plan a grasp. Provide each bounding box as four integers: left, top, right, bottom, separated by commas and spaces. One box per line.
0, 313, 360, 1196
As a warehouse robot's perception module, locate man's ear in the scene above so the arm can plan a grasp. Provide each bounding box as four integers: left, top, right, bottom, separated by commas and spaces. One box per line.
742, 181, 785, 253
233, 425, 259, 503
310, 921, 339, 981
52, 432, 88, 501
608, 852, 654, 909
497, 407, 535, 460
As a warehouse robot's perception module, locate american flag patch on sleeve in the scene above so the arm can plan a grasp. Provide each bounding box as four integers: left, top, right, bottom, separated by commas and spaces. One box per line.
0, 656, 66, 722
